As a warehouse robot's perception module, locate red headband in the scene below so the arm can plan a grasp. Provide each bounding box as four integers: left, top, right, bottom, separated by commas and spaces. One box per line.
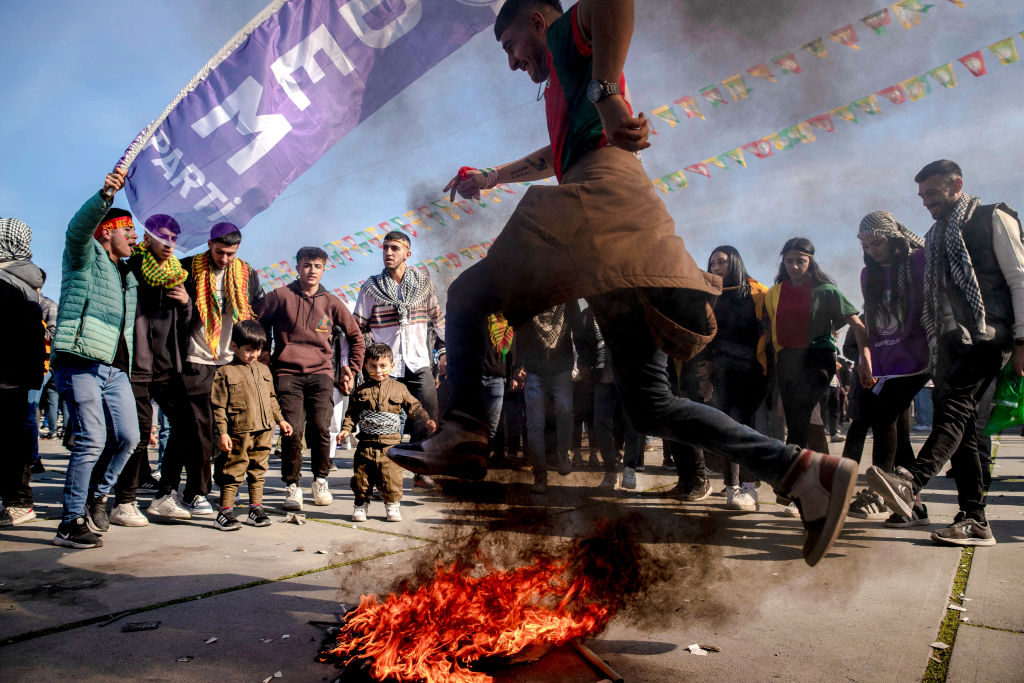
94, 215, 133, 239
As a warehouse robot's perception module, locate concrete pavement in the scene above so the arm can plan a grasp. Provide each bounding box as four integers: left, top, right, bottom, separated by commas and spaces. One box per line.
1, 433, 1021, 681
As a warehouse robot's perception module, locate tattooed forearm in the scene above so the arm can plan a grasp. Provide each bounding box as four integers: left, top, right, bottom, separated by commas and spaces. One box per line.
499, 145, 556, 183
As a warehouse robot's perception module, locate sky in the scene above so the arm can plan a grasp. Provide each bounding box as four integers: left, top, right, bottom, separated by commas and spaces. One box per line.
2, 0, 1023, 318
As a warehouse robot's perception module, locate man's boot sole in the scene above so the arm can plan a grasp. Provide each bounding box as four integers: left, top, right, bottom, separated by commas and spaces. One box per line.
804, 458, 858, 567
866, 467, 914, 518
389, 442, 490, 481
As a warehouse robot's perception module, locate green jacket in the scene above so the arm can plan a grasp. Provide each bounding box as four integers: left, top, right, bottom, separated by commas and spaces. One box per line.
52, 191, 138, 367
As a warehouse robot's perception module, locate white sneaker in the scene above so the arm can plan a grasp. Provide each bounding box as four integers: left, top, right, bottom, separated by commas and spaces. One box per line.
352, 504, 368, 522
185, 494, 215, 517
311, 478, 333, 506
783, 502, 801, 517
110, 502, 149, 527
385, 502, 402, 522
0, 506, 36, 526
621, 467, 637, 490
726, 483, 759, 512
147, 492, 192, 520
283, 483, 303, 511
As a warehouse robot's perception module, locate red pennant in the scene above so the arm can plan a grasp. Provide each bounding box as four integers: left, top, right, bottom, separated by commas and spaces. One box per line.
806, 113, 836, 133
742, 139, 773, 160
959, 50, 987, 76
684, 163, 710, 178
877, 85, 908, 105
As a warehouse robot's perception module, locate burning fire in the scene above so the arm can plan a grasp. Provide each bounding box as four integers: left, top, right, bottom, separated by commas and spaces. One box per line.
320, 527, 639, 683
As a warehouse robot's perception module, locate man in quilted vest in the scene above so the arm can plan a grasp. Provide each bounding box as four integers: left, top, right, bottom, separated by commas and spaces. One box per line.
51, 169, 140, 549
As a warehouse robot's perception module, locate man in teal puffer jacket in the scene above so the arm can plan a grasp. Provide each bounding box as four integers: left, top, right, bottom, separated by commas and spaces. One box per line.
51, 168, 140, 549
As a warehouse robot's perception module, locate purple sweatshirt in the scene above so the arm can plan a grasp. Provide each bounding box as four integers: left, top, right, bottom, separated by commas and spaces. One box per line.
861, 249, 929, 378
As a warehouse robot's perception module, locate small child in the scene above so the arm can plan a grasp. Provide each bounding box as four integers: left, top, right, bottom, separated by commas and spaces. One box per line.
339, 343, 435, 522
210, 320, 293, 531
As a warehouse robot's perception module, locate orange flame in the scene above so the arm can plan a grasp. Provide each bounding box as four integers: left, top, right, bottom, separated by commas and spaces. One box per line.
320, 544, 623, 683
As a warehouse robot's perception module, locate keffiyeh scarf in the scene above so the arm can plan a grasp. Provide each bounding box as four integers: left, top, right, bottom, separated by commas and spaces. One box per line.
532, 304, 567, 350
0, 218, 32, 262
362, 267, 432, 326
858, 210, 925, 336
192, 251, 255, 358
134, 243, 188, 289
487, 312, 514, 360
921, 194, 985, 365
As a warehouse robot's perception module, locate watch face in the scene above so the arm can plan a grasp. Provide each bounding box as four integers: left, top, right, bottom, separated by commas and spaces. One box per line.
587, 79, 601, 103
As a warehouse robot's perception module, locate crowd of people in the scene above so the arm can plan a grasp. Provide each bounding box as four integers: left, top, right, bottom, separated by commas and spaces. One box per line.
1, 0, 1018, 567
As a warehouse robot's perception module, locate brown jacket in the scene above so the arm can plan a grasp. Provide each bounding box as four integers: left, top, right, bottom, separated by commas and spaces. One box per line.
258, 281, 365, 378
211, 360, 284, 436
341, 377, 428, 446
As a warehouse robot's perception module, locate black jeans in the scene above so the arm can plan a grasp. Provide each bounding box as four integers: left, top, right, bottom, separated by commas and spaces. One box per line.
776, 348, 836, 449
713, 362, 768, 486
276, 372, 334, 483
399, 366, 438, 441
908, 336, 1007, 514
0, 388, 33, 507
842, 373, 928, 469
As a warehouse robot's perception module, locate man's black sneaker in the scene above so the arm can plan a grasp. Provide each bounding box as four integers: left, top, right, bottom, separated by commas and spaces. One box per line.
665, 478, 712, 502
247, 506, 272, 527
884, 504, 930, 528
86, 495, 110, 533
53, 517, 103, 549
931, 511, 996, 546
866, 466, 916, 518
215, 509, 241, 531
30, 460, 45, 474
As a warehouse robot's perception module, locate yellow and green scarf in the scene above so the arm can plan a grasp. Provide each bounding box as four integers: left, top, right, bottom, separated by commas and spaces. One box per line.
134, 243, 188, 289
192, 251, 255, 358
487, 312, 514, 360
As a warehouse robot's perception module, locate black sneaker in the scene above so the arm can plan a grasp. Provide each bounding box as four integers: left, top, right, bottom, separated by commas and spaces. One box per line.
866, 466, 916, 518
247, 506, 271, 527
138, 479, 159, 491
215, 508, 241, 531
666, 478, 712, 502
884, 504, 930, 528
30, 460, 45, 474
53, 517, 103, 549
847, 489, 888, 519
86, 495, 110, 533
931, 511, 996, 546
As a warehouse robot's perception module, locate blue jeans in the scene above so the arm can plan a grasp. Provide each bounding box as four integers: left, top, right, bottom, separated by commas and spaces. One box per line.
40, 375, 60, 433
55, 363, 140, 522
27, 389, 40, 461
481, 376, 505, 440
524, 370, 573, 474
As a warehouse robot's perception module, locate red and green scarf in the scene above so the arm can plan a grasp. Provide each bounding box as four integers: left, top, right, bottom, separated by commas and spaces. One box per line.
134, 243, 188, 289
487, 312, 514, 360
192, 252, 255, 358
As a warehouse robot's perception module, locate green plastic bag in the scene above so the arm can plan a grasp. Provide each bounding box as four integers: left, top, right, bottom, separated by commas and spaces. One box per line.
983, 362, 1024, 436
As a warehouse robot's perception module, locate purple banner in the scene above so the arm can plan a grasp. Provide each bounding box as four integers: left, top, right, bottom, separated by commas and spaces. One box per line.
126, 0, 498, 250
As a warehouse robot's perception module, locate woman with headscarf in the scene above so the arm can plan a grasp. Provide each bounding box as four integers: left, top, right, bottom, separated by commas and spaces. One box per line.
844, 212, 931, 526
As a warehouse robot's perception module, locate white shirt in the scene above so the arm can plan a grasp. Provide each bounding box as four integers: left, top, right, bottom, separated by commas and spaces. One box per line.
186, 268, 234, 365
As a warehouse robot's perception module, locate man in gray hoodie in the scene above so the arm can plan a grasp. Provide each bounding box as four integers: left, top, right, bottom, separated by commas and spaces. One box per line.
0, 218, 46, 527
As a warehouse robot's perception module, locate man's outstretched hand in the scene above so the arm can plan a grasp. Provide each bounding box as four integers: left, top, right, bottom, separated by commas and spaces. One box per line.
596, 95, 650, 153
102, 167, 127, 200
444, 168, 486, 202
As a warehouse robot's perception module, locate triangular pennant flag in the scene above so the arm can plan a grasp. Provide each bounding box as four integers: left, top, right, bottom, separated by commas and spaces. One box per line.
773, 52, 802, 75
877, 85, 908, 105
900, 75, 932, 101
989, 37, 1019, 65
674, 95, 705, 120
806, 113, 836, 133
684, 162, 711, 177
722, 74, 751, 101
724, 148, 747, 167
704, 156, 728, 171
652, 177, 671, 194
747, 63, 777, 82
651, 105, 681, 127
742, 139, 773, 159
802, 38, 828, 58
946, 0, 964, 6
425, 258, 439, 272
862, 8, 892, 34
665, 170, 688, 189
767, 133, 791, 152
890, 1, 931, 29
959, 50, 987, 76
900, 0, 934, 10
699, 85, 728, 106
780, 124, 815, 146
831, 105, 858, 123
853, 94, 882, 116
829, 25, 861, 50
929, 63, 958, 88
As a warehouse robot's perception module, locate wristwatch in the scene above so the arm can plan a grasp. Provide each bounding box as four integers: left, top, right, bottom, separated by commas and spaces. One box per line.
587, 79, 621, 103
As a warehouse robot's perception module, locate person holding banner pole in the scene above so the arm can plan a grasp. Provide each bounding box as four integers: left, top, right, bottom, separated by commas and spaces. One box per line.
51, 169, 140, 549
390, 0, 859, 566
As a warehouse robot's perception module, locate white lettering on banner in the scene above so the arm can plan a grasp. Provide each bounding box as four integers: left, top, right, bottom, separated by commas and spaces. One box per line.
148, 134, 242, 222
339, 0, 423, 49
271, 24, 356, 111
169, 163, 206, 200
191, 76, 292, 175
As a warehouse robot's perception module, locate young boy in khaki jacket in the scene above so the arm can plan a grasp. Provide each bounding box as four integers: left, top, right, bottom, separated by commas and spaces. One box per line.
339, 343, 435, 522
211, 320, 292, 530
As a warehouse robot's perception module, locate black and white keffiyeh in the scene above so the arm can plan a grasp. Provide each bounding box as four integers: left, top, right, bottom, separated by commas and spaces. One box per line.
0, 218, 32, 262
858, 210, 925, 336
362, 267, 432, 327
358, 410, 402, 436
921, 194, 985, 363
532, 304, 568, 350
